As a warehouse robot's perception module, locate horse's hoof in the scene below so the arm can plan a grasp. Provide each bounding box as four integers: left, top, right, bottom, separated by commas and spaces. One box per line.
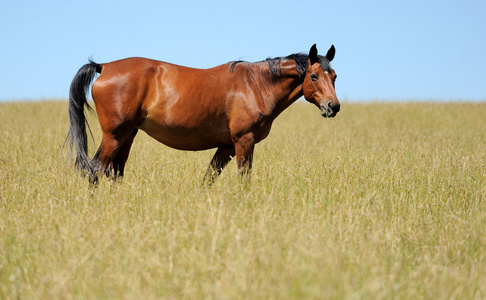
89, 173, 99, 186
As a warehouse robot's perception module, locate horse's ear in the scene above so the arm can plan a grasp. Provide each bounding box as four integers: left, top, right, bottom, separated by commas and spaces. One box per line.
325, 45, 335, 62
309, 44, 318, 65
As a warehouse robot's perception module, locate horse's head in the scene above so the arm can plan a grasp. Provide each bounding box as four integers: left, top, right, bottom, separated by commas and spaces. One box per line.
302, 44, 340, 118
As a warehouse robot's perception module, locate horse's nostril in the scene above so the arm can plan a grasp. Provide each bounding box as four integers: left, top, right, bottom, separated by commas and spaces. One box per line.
327, 102, 335, 114
333, 103, 340, 113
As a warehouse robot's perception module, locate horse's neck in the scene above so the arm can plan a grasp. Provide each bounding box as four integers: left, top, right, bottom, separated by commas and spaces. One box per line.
262, 60, 304, 118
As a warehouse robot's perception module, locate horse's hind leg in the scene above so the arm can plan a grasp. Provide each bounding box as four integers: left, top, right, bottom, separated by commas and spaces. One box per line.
203, 146, 235, 185
89, 125, 136, 184
112, 129, 138, 179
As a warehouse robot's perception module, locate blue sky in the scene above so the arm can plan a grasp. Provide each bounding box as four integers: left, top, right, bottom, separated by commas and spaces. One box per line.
0, 0, 485, 101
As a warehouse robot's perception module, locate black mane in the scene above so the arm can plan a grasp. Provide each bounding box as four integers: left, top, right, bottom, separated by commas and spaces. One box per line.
230, 53, 331, 81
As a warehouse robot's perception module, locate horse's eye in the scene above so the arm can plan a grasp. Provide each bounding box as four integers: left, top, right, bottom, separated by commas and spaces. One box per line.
310, 74, 318, 81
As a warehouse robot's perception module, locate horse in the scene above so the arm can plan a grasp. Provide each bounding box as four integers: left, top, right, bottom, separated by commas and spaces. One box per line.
66, 44, 340, 184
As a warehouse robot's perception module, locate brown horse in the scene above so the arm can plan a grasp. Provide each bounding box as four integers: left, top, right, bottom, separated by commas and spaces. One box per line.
66, 44, 339, 184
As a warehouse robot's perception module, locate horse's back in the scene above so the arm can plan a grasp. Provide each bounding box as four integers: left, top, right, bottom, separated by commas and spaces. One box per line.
93, 57, 234, 112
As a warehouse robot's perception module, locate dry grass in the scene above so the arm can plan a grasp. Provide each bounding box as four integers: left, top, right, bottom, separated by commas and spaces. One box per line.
1, 100, 485, 299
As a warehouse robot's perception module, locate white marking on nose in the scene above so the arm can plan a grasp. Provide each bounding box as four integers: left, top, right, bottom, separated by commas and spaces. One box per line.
324, 71, 329, 74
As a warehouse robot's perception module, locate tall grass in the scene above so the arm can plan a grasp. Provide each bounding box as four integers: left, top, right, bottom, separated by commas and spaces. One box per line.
1, 101, 485, 299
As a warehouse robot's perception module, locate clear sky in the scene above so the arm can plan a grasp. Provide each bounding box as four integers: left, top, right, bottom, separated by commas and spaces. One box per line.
1, 0, 485, 101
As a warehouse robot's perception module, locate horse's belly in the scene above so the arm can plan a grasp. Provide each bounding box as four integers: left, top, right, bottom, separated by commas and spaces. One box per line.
138, 117, 232, 151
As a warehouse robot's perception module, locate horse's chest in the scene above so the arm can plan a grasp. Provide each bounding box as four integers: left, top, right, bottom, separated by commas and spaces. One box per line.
254, 120, 273, 143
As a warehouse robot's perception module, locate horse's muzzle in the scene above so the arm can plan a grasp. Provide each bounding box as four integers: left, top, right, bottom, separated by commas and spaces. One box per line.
321, 101, 340, 118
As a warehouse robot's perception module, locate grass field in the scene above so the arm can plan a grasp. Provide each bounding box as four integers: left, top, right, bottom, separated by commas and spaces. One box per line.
1, 100, 485, 299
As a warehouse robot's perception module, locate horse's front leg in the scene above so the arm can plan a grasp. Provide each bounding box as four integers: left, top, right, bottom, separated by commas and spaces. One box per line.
203, 146, 235, 185
234, 133, 255, 183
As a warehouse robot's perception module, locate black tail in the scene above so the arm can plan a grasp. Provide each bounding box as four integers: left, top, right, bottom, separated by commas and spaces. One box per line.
66, 60, 102, 173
